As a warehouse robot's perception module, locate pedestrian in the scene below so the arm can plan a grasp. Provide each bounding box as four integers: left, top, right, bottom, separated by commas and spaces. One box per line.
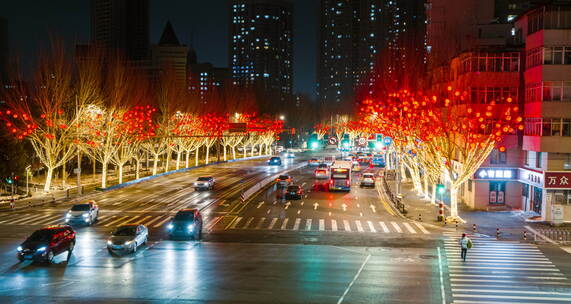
460, 233, 472, 262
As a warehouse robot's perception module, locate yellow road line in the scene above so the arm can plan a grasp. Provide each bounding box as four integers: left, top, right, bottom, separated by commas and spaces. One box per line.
376, 181, 396, 216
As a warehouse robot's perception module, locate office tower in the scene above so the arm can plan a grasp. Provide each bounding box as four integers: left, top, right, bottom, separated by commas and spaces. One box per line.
151, 21, 188, 87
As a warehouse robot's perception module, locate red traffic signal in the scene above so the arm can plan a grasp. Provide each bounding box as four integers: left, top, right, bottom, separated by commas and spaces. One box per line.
13, 176, 19, 181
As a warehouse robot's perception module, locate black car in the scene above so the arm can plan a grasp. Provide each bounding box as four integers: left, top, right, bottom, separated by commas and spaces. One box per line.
285, 185, 304, 200
167, 209, 203, 240
17, 225, 76, 264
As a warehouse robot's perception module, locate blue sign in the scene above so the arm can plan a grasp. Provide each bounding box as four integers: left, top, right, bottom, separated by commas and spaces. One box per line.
383, 137, 392, 145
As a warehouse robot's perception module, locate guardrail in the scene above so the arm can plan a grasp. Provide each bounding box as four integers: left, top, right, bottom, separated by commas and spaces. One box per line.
241, 162, 308, 202
530, 228, 571, 244
381, 177, 406, 214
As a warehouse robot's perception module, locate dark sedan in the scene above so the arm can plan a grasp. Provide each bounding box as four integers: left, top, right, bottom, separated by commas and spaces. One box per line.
17, 225, 76, 264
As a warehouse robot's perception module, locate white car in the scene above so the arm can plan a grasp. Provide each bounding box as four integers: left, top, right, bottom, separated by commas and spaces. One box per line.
314, 168, 330, 179
107, 224, 148, 255
194, 177, 215, 190
360, 173, 376, 188
65, 201, 99, 226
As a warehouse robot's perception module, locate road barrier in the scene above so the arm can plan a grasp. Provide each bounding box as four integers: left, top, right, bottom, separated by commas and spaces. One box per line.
240, 162, 307, 203
530, 228, 571, 244
381, 177, 406, 214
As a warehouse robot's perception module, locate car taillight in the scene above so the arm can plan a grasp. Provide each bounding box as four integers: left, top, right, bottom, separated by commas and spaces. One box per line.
346, 180, 350, 186
330, 180, 333, 184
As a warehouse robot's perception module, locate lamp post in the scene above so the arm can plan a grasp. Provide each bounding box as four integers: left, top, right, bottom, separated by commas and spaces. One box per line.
25, 165, 31, 196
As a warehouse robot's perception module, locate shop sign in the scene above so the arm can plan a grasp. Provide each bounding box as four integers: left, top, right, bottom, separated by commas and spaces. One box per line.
475, 168, 517, 180
545, 172, 571, 189
518, 168, 543, 188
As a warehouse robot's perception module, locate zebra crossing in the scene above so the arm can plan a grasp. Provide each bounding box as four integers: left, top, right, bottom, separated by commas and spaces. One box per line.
442, 231, 571, 304
227, 216, 431, 234
0, 212, 221, 231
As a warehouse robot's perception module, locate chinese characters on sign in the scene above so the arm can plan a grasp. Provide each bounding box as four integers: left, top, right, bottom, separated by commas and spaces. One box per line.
476, 168, 517, 180
544, 172, 571, 188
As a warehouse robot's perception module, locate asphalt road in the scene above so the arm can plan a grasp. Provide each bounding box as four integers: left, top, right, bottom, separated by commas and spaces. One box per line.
0, 152, 570, 303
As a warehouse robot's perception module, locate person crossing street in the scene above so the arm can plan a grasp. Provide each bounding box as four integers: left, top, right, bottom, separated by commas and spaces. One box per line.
460, 233, 472, 262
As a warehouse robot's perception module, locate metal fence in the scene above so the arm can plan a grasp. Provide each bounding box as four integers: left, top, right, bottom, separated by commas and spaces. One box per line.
531, 228, 571, 244
381, 177, 406, 214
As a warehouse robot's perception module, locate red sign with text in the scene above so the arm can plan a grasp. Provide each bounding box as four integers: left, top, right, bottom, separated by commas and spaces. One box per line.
544, 172, 571, 189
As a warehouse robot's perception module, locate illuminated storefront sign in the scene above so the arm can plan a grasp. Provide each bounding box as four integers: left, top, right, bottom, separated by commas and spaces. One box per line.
544, 172, 571, 189
475, 168, 517, 180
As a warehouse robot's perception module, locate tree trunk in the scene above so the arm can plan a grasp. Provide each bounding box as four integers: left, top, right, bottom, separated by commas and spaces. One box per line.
258, 144, 262, 156
423, 171, 429, 199
152, 155, 159, 175
195, 148, 199, 166
165, 149, 171, 173
223, 145, 227, 161
400, 164, 407, 182
176, 151, 182, 170
92, 156, 96, 181
185, 150, 190, 168
232, 146, 236, 159
43, 167, 54, 192
118, 164, 124, 184
243, 145, 247, 158
62, 161, 67, 187
431, 184, 436, 205
136, 159, 140, 180
101, 161, 108, 189
450, 184, 459, 218
250, 145, 255, 157
205, 146, 210, 164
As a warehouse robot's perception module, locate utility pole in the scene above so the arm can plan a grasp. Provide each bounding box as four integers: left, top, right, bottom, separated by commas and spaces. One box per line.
25, 165, 31, 196
75, 97, 82, 195
10, 172, 14, 201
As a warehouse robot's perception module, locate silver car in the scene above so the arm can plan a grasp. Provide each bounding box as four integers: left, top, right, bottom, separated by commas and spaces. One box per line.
107, 224, 148, 255
65, 201, 99, 226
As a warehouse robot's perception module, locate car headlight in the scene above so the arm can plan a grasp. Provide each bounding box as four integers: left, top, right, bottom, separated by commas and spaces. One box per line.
66, 213, 71, 218
167, 223, 173, 230
107, 240, 112, 245
187, 224, 194, 230
124, 241, 133, 245
82, 213, 89, 218
36, 246, 46, 252
17, 246, 22, 252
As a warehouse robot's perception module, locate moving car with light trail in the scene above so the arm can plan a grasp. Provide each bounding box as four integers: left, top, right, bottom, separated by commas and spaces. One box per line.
107, 224, 148, 255
268, 156, 282, 165
17, 225, 75, 264
167, 209, 203, 240
308, 158, 320, 166
285, 185, 304, 199
194, 176, 215, 191
65, 201, 99, 226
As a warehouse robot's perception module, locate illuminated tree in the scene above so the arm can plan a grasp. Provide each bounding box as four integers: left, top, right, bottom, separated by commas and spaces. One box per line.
313, 123, 330, 141
0, 42, 77, 192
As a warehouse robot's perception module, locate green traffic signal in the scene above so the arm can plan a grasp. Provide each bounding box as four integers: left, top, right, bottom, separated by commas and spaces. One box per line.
436, 184, 445, 194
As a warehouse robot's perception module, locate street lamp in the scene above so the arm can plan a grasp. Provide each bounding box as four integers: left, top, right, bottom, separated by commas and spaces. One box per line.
437, 184, 445, 203
25, 165, 31, 196
279, 115, 285, 120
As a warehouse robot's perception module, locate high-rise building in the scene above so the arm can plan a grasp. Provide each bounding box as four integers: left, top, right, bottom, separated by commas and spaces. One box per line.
151, 21, 188, 87
0, 17, 8, 84
90, 0, 150, 61
229, 0, 293, 99
317, 0, 426, 105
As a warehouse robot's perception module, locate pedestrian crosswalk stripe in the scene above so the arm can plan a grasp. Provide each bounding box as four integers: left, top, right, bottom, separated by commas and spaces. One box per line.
379, 221, 389, 233
413, 222, 430, 234
450, 278, 570, 285
355, 220, 364, 232
134, 215, 152, 225
450, 273, 565, 279
293, 218, 301, 230
306, 219, 312, 231
280, 218, 289, 230
343, 220, 351, 232
331, 219, 338, 231
10, 214, 48, 225
391, 221, 402, 233
152, 216, 172, 228
97, 216, 116, 225
229, 217, 242, 229
22, 214, 56, 225
255, 218, 266, 229
447, 258, 552, 263
452, 288, 571, 296
403, 222, 416, 234
144, 215, 166, 227
367, 221, 376, 233
104, 216, 129, 227
243, 217, 254, 229
268, 218, 278, 230
121, 216, 140, 225
453, 300, 571, 304
36, 214, 63, 225
449, 265, 560, 271
319, 219, 325, 231
452, 293, 571, 301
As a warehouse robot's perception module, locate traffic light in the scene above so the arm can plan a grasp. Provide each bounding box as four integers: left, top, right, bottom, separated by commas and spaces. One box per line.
436, 184, 445, 194
5, 177, 13, 184
291, 128, 296, 135
14, 176, 19, 181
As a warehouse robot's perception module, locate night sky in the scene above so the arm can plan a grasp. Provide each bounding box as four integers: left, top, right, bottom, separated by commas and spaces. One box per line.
3, 0, 318, 97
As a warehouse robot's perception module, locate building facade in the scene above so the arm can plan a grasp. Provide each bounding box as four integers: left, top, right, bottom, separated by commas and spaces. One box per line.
229, 0, 293, 99
90, 0, 150, 61
151, 21, 188, 87
317, 0, 426, 105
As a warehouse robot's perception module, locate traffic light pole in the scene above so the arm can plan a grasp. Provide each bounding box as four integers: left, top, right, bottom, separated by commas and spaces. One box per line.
10, 172, 14, 201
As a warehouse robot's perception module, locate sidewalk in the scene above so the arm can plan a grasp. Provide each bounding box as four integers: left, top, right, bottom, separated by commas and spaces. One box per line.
384, 179, 571, 242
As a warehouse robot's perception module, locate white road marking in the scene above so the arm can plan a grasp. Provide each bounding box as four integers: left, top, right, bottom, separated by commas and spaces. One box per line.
403, 222, 417, 234
379, 221, 390, 233
319, 219, 325, 231
306, 219, 312, 231
413, 222, 430, 234
331, 219, 338, 231
10, 214, 50, 225
337, 254, 371, 304
343, 220, 351, 232
104, 216, 130, 227
367, 221, 376, 233
243, 217, 254, 229
134, 215, 152, 225
268, 218, 278, 229
391, 221, 402, 233
355, 220, 364, 232
293, 218, 301, 230
256, 201, 264, 208
144, 215, 166, 227
280, 218, 289, 230
255, 217, 266, 229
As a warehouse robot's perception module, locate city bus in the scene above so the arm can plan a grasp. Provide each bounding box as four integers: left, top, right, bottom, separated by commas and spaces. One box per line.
329, 161, 352, 191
